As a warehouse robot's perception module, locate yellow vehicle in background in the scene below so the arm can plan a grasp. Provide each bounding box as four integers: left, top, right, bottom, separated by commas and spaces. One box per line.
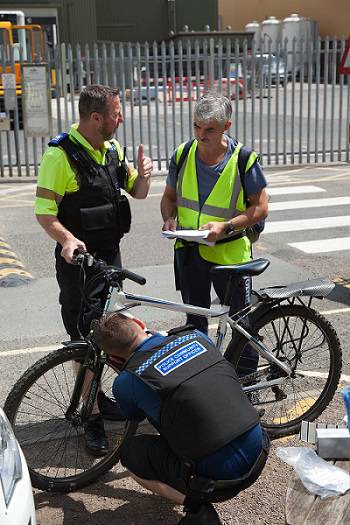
0, 13, 55, 127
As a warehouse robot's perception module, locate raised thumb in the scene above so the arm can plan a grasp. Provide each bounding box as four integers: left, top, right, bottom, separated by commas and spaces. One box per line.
138, 144, 144, 162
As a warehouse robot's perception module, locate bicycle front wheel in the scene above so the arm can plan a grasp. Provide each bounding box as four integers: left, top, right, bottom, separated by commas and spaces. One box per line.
4, 346, 137, 492
226, 305, 342, 438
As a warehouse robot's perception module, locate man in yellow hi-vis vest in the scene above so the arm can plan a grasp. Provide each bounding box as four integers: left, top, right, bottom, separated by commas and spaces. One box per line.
161, 91, 268, 337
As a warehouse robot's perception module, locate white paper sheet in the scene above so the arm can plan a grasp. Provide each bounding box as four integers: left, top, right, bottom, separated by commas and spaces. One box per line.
162, 229, 215, 246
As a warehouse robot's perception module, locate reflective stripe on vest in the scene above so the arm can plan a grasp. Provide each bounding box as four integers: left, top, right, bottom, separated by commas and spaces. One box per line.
175, 139, 252, 265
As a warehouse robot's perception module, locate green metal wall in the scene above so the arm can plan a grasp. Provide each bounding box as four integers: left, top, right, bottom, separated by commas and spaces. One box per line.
96, 0, 168, 43
60, 0, 97, 44
175, 0, 218, 34
0, 0, 217, 43
96, 0, 218, 42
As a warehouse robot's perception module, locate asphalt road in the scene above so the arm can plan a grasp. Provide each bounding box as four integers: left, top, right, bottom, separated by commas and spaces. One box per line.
0, 164, 350, 524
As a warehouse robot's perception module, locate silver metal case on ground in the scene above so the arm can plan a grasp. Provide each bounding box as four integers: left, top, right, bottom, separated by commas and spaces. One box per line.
316, 428, 350, 460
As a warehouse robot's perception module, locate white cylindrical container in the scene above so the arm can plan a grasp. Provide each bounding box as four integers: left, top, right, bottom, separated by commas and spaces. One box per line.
245, 20, 261, 46
282, 13, 306, 71
260, 16, 281, 54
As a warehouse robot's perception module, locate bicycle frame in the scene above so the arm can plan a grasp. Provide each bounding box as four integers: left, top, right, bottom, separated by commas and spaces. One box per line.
106, 287, 293, 379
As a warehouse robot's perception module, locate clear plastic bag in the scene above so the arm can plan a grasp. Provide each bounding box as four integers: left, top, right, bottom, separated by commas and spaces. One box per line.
276, 446, 350, 499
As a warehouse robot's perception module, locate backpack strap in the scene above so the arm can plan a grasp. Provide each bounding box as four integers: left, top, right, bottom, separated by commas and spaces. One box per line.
175, 139, 195, 180
237, 145, 253, 205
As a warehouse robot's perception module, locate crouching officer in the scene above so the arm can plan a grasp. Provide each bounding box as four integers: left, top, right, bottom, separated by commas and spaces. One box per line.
93, 314, 270, 525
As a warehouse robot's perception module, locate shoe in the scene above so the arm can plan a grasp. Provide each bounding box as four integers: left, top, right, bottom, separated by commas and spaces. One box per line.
247, 391, 265, 418
84, 414, 109, 456
97, 391, 126, 421
178, 503, 221, 524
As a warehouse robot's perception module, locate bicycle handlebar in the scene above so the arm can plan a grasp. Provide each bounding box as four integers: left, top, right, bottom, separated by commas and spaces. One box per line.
72, 251, 146, 286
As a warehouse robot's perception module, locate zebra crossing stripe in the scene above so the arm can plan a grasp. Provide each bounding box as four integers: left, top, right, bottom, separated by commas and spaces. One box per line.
0, 237, 33, 286
264, 215, 350, 234
268, 185, 326, 196
289, 237, 350, 254
269, 197, 350, 212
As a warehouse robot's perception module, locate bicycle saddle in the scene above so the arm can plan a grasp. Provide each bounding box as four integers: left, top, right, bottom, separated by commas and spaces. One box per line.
211, 258, 270, 277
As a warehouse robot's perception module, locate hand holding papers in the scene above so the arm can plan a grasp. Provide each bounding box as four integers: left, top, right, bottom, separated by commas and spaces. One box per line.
162, 229, 215, 246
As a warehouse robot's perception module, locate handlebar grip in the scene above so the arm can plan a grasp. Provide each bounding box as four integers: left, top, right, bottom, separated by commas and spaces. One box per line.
122, 269, 146, 285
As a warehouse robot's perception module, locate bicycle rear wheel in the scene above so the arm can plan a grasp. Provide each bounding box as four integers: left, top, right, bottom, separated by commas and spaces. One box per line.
4, 346, 137, 492
225, 305, 342, 438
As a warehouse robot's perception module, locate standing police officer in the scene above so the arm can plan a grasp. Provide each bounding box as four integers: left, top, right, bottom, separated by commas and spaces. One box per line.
35, 84, 153, 455
93, 313, 269, 525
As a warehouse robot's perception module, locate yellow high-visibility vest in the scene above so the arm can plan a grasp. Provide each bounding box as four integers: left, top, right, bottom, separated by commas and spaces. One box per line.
175, 139, 256, 265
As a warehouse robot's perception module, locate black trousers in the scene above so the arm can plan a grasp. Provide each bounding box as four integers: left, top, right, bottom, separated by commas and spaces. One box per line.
120, 431, 270, 504
55, 245, 120, 340
174, 245, 257, 375
174, 245, 252, 333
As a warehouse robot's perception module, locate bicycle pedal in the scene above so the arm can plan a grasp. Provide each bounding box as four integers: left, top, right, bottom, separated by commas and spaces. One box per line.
272, 386, 287, 401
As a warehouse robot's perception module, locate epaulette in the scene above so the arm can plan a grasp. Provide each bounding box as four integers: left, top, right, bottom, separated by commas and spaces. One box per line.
48, 132, 69, 147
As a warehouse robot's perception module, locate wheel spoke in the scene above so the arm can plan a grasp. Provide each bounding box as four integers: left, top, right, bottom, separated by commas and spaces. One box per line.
4, 346, 136, 492
233, 305, 342, 437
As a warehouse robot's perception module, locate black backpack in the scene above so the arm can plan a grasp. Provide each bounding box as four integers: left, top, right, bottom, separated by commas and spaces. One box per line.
175, 139, 265, 244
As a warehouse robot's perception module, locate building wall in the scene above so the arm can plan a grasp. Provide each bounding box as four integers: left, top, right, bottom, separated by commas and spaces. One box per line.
0, 0, 97, 44
0, 0, 217, 43
219, 0, 350, 37
96, 0, 218, 42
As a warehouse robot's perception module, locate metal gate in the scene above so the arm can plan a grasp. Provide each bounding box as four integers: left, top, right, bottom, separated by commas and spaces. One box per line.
0, 36, 349, 176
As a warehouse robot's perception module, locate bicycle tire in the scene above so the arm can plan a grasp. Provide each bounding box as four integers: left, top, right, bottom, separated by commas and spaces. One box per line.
4, 346, 138, 492
225, 305, 342, 438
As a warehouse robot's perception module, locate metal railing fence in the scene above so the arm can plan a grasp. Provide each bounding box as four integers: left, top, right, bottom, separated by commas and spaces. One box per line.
0, 36, 349, 176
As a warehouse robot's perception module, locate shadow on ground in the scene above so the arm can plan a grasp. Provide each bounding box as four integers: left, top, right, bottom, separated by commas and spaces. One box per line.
35, 472, 182, 525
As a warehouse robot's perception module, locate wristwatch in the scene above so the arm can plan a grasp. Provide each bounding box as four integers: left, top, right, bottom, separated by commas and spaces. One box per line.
225, 221, 236, 235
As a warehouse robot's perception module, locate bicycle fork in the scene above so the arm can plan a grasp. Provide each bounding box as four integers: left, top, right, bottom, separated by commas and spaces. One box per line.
65, 348, 105, 424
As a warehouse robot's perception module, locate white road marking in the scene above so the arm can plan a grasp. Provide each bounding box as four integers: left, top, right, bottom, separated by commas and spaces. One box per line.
264, 215, 350, 234
1, 305, 348, 358
270, 197, 350, 211
0, 345, 58, 357
3, 344, 349, 383
0, 184, 36, 196
289, 237, 350, 254
300, 370, 350, 382
150, 184, 327, 199
320, 307, 350, 315
150, 180, 166, 188
268, 185, 325, 195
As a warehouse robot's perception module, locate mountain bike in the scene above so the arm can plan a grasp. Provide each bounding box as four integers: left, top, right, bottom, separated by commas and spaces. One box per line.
3, 253, 342, 493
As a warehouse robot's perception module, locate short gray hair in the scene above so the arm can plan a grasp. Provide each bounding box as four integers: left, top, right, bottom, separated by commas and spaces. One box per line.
194, 91, 232, 124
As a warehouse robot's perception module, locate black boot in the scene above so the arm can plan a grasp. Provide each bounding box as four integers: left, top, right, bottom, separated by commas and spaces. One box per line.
97, 391, 126, 421
178, 501, 221, 524
84, 414, 109, 456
